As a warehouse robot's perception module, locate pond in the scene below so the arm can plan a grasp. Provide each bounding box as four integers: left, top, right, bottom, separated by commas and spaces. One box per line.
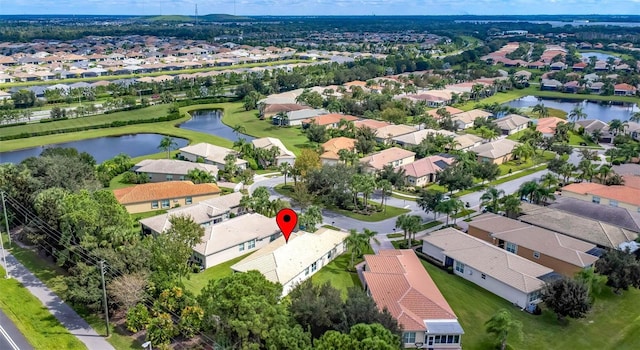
506, 96, 639, 123
179, 109, 253, 142
0, 133, 189, 164
579, 52, 619, 61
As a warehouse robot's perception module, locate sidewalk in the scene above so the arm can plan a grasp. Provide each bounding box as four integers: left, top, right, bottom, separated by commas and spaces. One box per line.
3, 249, 115, 350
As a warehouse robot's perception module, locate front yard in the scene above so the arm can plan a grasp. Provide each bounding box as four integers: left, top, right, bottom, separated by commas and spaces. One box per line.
422, 259, 640, 350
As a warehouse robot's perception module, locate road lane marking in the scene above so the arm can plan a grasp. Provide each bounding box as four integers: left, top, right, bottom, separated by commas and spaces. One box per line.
0, 324, 20, 350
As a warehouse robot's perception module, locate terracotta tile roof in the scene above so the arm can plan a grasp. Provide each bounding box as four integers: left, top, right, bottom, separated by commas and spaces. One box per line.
320, 137, 356, 160
302, 113, 358, 126
399, 155, 455, 178
562, 182, 640, 207
354, 119, 392, 130
113, 181, 221, 204
623, 175, 640, 190
363, 250, 460, 332
536, 117, 566, 134
614, 83, 637, 91
374, 124, 417, 139
360, 147, 416, 170
426, 106, 463, 119
451, 109, 492, 124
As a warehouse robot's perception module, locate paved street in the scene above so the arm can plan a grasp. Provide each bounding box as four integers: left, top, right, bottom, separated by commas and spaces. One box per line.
3, 249, 115, 350
249, 168, 550, 252
0, 309, 33, 350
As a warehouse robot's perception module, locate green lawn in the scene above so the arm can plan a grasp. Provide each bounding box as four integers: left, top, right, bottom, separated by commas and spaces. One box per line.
329, 205, 410, 222
422, 260, 640, 350
183, 253, 254, 295
452, 209, 476, 219
6, 241, 140, 349
218, 104, 313, 156
419, 220, 442, 231
386, 233, 404, 239
0, 104, 171, 137
311, 253, 361, 300
456, 89, 530, 111
0, 266, 86, 350
568, 131, 598, 147
498, 151, 555, 175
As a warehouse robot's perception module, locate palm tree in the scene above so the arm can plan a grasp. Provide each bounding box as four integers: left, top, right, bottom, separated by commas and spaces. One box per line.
540, 172, 559, 190
346, 229, 366, 269
532, 103, 549, 118
279, 162, 293, 186
396, 214, 422, 247
609, 119, 628, 136
501, 194, 522, 218
232, 124, 247, 136
630, 112, 640, 123
485, 309, 523, 350
596, 164, 612, 184
478, 126, 499, 142
436, 199, 458, 226
568, 106, 587, 122
187, 168, 216, 184
377, 179, 392, 213
450, 199, 465, 225
158, 136, 178, 159
362, 228, 380, 253
480, 187, 505, 213
512, 143, 534, 164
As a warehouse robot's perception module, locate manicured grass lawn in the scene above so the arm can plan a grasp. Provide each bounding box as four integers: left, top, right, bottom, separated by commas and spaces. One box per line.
453, 165, 548, 198
421, 259, 640, 350
386, 233, 404, 238
0, 266, 86, 350
452, 209, 475, 219
6, 241, 140, 349
183, 253, 253, 295
498, 151, 555, 175
321, 225, 342, 231
219, 104, 313, 156
456, 89, 529, 111
311, 253, 361, 300
568, 131, 598, 147
519, 106, 567, 119
419, 220, 442, 231
0, 104, 171, 137
329, 205, 410, 222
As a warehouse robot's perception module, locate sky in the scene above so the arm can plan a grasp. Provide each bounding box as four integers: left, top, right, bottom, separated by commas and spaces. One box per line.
0, 0, 639, 16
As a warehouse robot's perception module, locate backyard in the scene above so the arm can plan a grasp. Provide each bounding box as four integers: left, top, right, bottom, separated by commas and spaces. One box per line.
422, 260, 640, 350
183, 253, 253, 294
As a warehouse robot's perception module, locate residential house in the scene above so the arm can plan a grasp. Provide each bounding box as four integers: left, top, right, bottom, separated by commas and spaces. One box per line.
399, 155, 455, 187
467, 213, 599, 276
563, 81, 580, 93
354, 119, 392, 131
589, 82, 605, 94
426, 106, 463, 119
513, 70, 532, 81
231, 227, 350, 296
540, 79, 563, 91
273, 108, 327, 126
252, 137, 296, 166
452, 134, 484, 150
193, 213, 281, 268
572, 62, 588, 71
560, 179, 640, 213
360, 147, 416, 172
614, 83, 637, 96
374, 124, 417, 144
301, 113, 358, 129
392, 129, 456, 147
363, 250, 464, 349
178, 143, 247, 170
549, 62, 567, 70
518, 203, 639, 250
469, 139, 520, 164
575, 119, 613, 142
139, 192, 245, 235
451, 109, 492, 130
113, 181, 221, 214
495, 114, 531, 135
132, 159, 219, 183
320, 137, 357, 165
422, 227, 554, 310
535, 117, 566, 137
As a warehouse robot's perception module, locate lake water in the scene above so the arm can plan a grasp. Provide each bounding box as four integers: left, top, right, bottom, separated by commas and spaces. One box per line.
179, 109, 254, 142
506, 96, 639, 123
579, 52, 619, 61
0, 133, 189, 164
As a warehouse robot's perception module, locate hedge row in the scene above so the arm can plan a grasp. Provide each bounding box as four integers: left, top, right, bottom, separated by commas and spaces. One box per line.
0, 113, 182, 141
0, 122, 27, 129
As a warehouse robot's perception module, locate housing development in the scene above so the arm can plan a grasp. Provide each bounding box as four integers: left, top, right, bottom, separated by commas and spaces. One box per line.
0, 10, 640, 350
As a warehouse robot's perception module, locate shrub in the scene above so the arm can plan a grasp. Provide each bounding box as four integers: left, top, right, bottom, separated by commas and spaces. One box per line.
178, 305, 204, 338
125, 303, 150, 333
146, 312, 177, 346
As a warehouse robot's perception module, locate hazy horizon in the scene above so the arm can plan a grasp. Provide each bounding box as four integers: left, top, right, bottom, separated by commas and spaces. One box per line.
1, 0, 639, 17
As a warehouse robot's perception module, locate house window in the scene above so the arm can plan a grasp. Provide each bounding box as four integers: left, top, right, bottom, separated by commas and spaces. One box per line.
179, 176, 185, 180
528, 290, 541, 303
402, 332, 416, 344
481, 273, 486, 280
161, 199, 170, 209
327, 249, 332, 260
506, 242, 518, 254
166, 175, 173, 181
533, 251, 540, 259
186, 197, 192, 205
248, 239, 256, 249
151, 201, 159, 209
304, 267, 310, 276
311, 261, 318, 272
239, 243, 245, 251
592, 196, 600, 204
454, 261, 465, 274
610, 200, 618, 207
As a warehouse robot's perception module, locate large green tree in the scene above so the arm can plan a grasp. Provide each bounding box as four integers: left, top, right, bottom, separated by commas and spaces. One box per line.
150, 215, 203, 286
314, 323, 401, 350
541, 278, 591, 322
485, 309, 523, 350
289, 280, 344, 339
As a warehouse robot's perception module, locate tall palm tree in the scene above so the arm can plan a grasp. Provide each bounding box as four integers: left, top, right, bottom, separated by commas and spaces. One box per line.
596, 165, 612, 184
346, 229, 366, 269
630, 112, 640, 123
396, 214, 422, 247
435, 199, 458, 226
501, 194, 522, 219
609, 119, 628, 136
532, 103, 549, 118
158, 136, 178, 159
480, 187, 505, 213
568, 106, 587, 122
232, 124, 247, 136
279, 162, 293, 186
540, 172, 559, 190
377, 179, 392, 213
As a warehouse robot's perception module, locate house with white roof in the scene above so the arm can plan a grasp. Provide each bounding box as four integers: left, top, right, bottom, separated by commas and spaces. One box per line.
451, 109, 492, 130
132, 159, 220, 183
178, 143, 247, 170
422, 227, 554, 310
192, 213, 282, 268
231, 227, 349, 296
251, 137, 296, 166
392, 129, 456, 147
495, 114, 531, 135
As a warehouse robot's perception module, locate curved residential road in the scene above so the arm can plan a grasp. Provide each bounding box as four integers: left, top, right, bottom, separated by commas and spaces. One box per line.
0, 309, 33, 350
249, 169, 549, 251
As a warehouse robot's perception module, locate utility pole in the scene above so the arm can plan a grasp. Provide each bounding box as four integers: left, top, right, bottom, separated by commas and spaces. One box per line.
0, 227, 9, 279
100, 261, 110, 337
2, 191, 11, 245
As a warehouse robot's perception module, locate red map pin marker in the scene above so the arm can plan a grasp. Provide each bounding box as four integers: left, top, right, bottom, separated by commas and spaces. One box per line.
276, 208, 298, 243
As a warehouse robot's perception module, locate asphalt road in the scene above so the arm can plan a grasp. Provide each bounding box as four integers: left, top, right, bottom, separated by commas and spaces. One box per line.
0, 308, 33, 350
